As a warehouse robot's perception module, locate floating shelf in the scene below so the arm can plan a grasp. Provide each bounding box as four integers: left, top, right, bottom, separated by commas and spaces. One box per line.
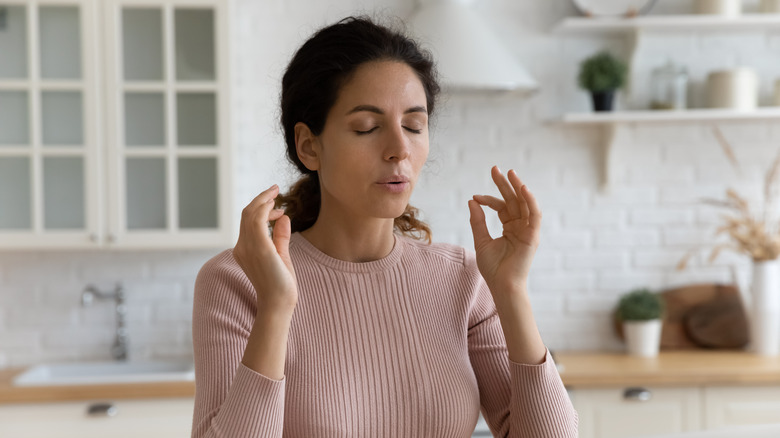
561, 107, 780, 125
556, 108, 780, 193
554, 14, 780, 34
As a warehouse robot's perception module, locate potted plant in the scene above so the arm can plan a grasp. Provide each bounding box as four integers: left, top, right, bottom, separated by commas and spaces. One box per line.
578, 50, 628, 112
616, 288, 665, 357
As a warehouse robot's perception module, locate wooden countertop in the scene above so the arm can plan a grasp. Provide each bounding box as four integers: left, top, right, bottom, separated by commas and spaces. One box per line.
5, 350, 780, 403
0, 368, 195, 404
555, 350, 780, 387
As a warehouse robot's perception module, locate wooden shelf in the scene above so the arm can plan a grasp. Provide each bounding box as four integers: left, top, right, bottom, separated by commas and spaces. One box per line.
561, 107, 780, 125
555, 14, 780, 34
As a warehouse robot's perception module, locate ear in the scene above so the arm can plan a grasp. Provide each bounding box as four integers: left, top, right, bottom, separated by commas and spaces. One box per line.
294, 122, 320, 171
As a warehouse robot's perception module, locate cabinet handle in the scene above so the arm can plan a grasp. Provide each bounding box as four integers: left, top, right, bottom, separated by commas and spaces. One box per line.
86, 402, 118, 417
107, 234, 116, 244
623, 387, 652, 402
89, 233, 98, 243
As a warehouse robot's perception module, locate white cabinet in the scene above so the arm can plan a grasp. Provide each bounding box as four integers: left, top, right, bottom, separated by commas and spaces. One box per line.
703, 385, 780, 430
0, 0, 232, 249
571, 384, 780, 438
571, 386, 702, 438
0, 397, 194, 437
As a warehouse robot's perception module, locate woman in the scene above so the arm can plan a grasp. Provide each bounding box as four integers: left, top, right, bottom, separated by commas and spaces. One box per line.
192, 16, 578, 438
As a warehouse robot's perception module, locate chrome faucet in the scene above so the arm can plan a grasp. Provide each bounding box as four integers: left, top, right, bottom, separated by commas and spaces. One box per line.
81, 283, 128, 361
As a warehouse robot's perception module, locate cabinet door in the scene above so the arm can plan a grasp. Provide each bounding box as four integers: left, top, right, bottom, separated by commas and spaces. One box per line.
0, 0, 102, 249
704, 385, 780, 429
571, 386, 702, 438
0, 397, 194, 437
103, 0, 232, 249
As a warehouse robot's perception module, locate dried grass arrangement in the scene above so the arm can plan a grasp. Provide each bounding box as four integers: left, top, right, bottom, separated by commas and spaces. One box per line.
677, 127, 780, 270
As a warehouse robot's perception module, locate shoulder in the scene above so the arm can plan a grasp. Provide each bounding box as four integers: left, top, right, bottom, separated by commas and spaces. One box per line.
194, 249, 254, 305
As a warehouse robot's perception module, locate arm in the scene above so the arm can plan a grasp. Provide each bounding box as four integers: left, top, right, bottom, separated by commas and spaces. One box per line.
190, 258, 288, 437
467, 166, 578, 437
192, 184, 297, 437
467, 273, 578, 438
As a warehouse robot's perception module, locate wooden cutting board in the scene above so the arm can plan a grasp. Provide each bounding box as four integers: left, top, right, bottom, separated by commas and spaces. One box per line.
614, 283, 749, 349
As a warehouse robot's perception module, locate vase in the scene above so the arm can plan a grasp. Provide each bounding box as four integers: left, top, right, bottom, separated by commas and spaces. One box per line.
750, 260, 780, 356
623, 319, 663, 357
591, 90, 615, 112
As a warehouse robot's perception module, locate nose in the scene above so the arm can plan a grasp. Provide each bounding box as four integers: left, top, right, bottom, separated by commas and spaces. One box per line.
383, 124, 411, 162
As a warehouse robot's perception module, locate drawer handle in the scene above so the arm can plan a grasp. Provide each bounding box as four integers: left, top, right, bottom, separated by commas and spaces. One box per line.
623, 387, 652, 402
87, 402, 118, 417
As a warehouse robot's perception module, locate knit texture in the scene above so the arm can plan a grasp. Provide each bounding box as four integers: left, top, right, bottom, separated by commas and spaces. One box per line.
192, 232, 578, 437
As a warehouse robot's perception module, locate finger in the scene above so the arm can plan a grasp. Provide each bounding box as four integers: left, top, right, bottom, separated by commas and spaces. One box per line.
508, 169, 530, 219
472, 194, 512, 224
246, 184, 280, 212
268, 208, 285, 222
468, 199, 492, 250
490, 166, 523, 219
472, 194, 505, 211
521, 185, 543, 229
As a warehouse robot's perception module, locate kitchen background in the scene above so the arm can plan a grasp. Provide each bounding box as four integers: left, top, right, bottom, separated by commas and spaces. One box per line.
2, 0, 780, 368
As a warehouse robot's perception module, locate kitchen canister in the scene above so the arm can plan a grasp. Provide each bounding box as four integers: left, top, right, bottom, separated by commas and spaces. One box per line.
775, 79, 780, 106
761, 0, 780, 13
695, 0, 742, 16
650, 60, 688, 110
707, 68, 758, 110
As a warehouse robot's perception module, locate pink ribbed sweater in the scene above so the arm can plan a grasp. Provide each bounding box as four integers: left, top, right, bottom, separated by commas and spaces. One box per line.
191, 232, 578, 437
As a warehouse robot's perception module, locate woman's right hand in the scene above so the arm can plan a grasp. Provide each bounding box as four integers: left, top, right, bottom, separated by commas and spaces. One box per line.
232, 184, 298, 313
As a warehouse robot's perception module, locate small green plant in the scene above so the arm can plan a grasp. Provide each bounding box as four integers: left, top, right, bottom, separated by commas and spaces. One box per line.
617, 288, 665, 321
578, 51, 628, 92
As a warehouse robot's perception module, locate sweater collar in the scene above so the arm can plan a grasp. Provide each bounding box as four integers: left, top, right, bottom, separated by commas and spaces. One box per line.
289, 232, 404, 273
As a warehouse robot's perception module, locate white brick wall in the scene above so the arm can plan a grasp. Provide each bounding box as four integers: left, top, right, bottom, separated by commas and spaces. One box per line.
1, 0, 779, 366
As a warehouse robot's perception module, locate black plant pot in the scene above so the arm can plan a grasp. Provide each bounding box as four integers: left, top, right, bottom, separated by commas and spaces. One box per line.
591, 90, 616, 112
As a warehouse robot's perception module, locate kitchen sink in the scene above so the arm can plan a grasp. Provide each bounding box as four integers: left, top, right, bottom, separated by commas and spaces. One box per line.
12, 360, 195, 386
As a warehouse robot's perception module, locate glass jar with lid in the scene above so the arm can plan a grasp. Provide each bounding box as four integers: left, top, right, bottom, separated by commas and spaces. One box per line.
650, 60, 688, 110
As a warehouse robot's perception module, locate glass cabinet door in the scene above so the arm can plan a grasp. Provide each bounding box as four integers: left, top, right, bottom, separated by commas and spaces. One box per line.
106, 0, 230, 248
0, 2, 99, 248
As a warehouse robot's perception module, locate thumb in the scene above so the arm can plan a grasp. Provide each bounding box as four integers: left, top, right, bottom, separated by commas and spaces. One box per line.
272, 214, 292, 262
468, 199, 492, 250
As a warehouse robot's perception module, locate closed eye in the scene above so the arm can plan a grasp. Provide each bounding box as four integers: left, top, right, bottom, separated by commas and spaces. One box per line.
355, 127, 378, 135
355, 126, 423, 135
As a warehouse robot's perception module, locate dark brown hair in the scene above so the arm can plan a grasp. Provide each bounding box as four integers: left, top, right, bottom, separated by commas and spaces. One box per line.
275, 16, 440, 243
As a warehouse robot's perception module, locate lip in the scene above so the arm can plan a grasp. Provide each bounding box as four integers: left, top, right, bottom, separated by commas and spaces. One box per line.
375, 174, 410, 194
376, 175, 410, 184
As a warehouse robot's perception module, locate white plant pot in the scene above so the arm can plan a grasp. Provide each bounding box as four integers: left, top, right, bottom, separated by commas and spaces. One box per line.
750, 260, 780, 356
695, 0, 742, 16
623, 319, 663, 357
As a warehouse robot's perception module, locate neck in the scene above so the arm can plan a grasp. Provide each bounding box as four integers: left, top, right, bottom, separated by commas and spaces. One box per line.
300, 217, 396, 263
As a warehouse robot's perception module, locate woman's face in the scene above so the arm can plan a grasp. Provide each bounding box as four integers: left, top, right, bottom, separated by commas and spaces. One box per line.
311, 60, 430, 221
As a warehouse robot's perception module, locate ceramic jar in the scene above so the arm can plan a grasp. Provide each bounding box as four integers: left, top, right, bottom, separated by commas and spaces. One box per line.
707, 68, 758, 110
695, 0, 742, 16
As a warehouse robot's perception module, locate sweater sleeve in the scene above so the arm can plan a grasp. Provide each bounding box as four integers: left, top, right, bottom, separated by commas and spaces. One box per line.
465, 251, 578, 438
191, 250, 286, 437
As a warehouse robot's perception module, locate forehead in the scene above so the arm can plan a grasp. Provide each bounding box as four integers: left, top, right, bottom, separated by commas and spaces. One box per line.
333, 60, 427, 111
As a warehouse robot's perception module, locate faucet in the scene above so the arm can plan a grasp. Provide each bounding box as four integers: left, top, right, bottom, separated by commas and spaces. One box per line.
81, 283, 128, 361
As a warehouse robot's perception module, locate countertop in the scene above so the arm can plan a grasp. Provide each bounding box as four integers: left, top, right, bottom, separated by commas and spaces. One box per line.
0, 368, 195, 404
555, 349, 780, 387
4, 350, 780, 403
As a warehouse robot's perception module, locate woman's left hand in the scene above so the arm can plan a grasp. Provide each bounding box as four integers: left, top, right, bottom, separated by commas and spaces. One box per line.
468, 166, 542, 297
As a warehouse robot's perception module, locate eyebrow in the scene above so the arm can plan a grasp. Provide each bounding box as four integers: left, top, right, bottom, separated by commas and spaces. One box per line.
346, 105, 428, 115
